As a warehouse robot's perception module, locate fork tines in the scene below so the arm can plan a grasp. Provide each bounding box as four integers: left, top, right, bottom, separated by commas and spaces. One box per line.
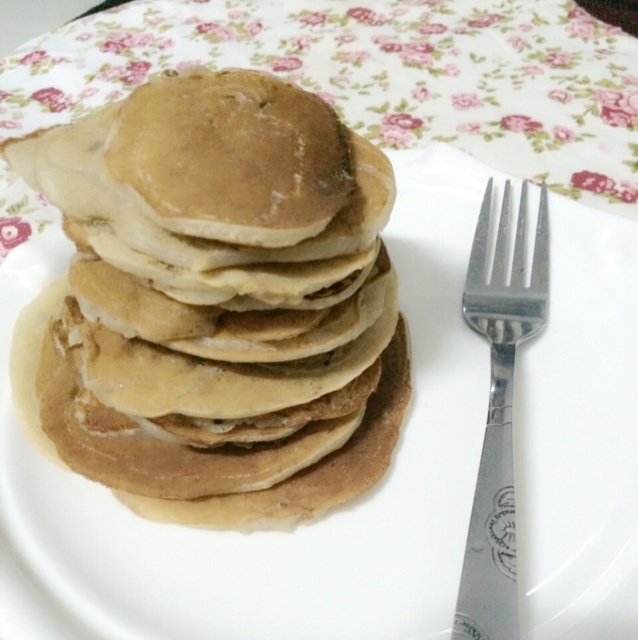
465, 178, 549, 293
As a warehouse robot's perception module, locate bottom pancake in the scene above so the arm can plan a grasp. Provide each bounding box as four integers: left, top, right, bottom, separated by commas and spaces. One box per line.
36, 323, 368, 499
115, 316, 411, 530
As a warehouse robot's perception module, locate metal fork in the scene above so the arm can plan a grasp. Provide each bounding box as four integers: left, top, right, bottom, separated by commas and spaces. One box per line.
451, 179, 549, 640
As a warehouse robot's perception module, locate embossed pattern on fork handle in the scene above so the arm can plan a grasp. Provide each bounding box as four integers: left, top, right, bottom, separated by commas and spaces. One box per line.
452, 342, 519, 640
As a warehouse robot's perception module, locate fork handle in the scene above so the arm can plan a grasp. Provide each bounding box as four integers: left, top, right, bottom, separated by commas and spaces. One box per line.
452, 343, 519, 640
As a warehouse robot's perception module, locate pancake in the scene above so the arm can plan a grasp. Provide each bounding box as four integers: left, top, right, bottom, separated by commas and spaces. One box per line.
137, 357, 382, 447
2, 69, 356, 248
168, 259, 375, 310
131, 415, 309, 448
70, 283, 398, 419
114, 316, 411, 530
63, 131, 394, 270
74, 355, 381, 449
80, 230, 380, 307
105, 68, 354, 246
36, 322, 367, 499
212, 306, 328, 342
164, 267, 393, 362
69, 256, 222, 341
68, 257, 328, 343
69, 247, 394, 362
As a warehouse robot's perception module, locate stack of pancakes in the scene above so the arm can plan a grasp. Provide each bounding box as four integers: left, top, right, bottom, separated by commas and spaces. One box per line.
4, 68, 411, 530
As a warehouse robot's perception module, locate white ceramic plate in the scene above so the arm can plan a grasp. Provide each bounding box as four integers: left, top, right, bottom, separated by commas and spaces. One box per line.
1, 144, 638, 640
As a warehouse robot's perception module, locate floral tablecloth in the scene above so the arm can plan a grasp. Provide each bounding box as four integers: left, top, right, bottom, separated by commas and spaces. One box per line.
0, 0, 637, 260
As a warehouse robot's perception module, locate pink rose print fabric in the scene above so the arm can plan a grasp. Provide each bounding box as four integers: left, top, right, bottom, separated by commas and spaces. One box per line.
1, 0, 638, 261
0, 217, 31, 258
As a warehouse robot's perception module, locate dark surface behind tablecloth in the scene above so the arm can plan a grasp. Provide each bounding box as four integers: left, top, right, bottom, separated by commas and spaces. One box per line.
577, 0, 638, 36
76, 0, 638, 37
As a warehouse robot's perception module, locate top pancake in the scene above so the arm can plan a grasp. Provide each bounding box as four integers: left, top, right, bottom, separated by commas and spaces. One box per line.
63, 129, 394, 271
3, 105, 393, 267
102, 68, 354, 246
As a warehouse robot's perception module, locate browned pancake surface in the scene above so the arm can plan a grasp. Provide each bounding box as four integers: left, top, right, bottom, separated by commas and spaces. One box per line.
105, 69, 354, 243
